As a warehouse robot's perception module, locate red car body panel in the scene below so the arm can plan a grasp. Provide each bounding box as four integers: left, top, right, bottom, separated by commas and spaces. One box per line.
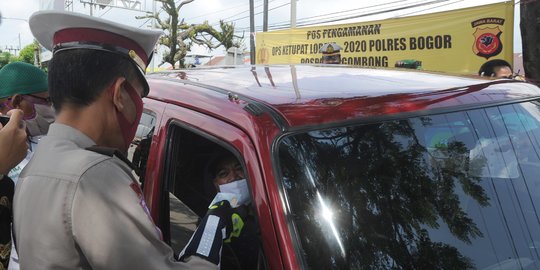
146, 66, 540, 129
141, 65, 540, 269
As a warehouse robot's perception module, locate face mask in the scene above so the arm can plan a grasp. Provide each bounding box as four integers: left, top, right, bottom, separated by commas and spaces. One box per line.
25, 103, 55, 137
218, 179, 251, 206
116, 82, 143, 152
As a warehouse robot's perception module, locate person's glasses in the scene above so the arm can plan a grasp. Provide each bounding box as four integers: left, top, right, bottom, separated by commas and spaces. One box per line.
23, 94, 52, 105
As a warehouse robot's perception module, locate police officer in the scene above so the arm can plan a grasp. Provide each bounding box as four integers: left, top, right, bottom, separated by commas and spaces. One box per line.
13, 10, 236, 269
478, 59, 513, 78
320, 42, 342, 64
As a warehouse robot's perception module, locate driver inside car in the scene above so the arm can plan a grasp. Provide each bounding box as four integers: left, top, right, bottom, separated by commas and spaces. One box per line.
205, 152, 261, 270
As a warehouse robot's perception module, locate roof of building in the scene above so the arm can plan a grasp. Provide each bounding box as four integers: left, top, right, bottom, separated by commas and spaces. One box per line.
204, 56, 225, 66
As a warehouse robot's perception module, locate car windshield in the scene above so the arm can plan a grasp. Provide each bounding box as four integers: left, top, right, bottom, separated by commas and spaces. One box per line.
278, 100, 540, 269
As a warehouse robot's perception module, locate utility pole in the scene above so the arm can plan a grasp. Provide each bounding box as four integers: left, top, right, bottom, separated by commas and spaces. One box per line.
34, 43, 40, 67
520, 0, 540, 81
290, 0, 298, 97
249, 0, 255, 65
151, 0, 157, 73
290, 0, 296, 28
4, 46, 19, 55
65, 0, 74, 11
263, 0, 268, 32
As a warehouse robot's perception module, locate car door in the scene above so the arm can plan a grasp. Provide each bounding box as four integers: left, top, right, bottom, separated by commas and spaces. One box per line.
128, 97, 166, 192
144, 102, 282, 270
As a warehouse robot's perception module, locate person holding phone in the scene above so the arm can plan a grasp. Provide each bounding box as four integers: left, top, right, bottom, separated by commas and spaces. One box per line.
0, 62, 53, 270
0, 110, 27, 269
0, 61, 54, 184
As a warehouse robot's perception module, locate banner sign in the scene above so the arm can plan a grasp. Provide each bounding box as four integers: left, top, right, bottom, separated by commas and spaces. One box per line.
255, 2, 514, 74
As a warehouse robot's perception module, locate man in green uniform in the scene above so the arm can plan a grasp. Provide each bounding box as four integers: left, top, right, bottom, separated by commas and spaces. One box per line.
0, 61, 53, 269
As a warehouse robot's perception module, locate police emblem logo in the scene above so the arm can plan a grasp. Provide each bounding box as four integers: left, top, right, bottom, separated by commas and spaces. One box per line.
472, 27, 503, 59
130, 182, 163, 240
471, 17, 505, 60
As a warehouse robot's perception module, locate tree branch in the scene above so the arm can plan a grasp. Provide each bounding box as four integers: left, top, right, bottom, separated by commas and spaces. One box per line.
136, 0, 241, 68
177, 0, 195, 12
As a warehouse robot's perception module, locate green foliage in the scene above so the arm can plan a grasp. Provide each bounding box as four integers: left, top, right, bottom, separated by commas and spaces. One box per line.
0, 42, 46, 71
17, 43, 37, 64
0, 51, 13, 69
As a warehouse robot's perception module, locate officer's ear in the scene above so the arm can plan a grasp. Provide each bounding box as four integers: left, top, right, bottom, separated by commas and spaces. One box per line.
111, 77, 127, 111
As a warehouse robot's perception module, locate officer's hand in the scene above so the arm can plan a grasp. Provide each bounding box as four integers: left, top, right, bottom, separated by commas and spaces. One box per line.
0, 110, 28, 175
178, 200, 240, 265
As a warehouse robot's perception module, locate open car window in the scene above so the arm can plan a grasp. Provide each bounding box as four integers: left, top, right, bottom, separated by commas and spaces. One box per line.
278, 100, 540, 269
162, 123, 266, 269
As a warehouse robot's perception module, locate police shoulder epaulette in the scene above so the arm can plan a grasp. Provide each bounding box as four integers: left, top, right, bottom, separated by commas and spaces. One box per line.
85, 146, 136, 171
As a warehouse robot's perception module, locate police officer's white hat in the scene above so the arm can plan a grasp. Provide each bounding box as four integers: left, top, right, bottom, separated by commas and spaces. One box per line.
319, 42, 342, 56
29, 10, 162, 96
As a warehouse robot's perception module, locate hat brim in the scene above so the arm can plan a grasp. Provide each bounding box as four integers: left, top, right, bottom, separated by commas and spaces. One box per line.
30, 10, 161, 96
319, 43, 343, 53
322, 52, 341, 56
30, 10, 161, 59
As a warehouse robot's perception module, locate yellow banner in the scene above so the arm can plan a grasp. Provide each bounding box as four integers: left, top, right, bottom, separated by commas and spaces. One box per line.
256, 2, 514, 75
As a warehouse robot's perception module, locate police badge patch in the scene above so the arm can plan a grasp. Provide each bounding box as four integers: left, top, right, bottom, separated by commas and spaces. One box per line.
129, 182, 163, 240
471, 17, 505, 59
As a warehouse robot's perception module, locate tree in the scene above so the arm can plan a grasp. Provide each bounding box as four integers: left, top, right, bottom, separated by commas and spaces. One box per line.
520, 1, 540, 82
17, 42, 39, 65
0, 51, 14, 69
138, 0, 243, 68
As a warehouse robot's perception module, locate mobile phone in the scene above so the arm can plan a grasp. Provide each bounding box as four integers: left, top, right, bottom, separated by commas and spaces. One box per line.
0, 115, 10, 126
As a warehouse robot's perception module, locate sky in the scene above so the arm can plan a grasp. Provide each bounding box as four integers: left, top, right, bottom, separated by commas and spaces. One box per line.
0, 0, 521, 63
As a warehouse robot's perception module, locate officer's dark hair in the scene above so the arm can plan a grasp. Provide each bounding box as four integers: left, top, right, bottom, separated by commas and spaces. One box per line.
202, 150, 239, 194
48, 49, 139, 111
478, 59, 512, 77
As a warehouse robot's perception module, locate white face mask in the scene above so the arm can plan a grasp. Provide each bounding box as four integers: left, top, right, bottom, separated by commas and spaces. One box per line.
218, 179, 252, 206
25, 103, 55, 137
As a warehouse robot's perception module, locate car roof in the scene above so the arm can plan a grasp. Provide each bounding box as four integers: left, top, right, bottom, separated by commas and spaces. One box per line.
146, 65, 540, 130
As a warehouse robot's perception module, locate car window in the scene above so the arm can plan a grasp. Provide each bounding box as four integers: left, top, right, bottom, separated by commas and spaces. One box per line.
128, 110, 157, 188
278, 100, 540, 269
162, 123, 266, 269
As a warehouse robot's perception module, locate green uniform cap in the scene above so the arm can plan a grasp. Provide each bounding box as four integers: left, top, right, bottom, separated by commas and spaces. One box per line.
0, 62, 48, 99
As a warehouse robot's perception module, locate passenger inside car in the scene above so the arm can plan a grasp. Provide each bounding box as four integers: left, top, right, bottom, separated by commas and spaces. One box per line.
158, 124, 265, 269
204, 152, 260, 270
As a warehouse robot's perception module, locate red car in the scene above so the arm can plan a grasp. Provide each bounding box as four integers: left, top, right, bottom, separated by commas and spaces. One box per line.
131, 65, 540, 269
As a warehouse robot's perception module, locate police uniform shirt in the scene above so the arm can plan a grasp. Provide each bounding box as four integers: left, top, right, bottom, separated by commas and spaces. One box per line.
12, 123, 216, 269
